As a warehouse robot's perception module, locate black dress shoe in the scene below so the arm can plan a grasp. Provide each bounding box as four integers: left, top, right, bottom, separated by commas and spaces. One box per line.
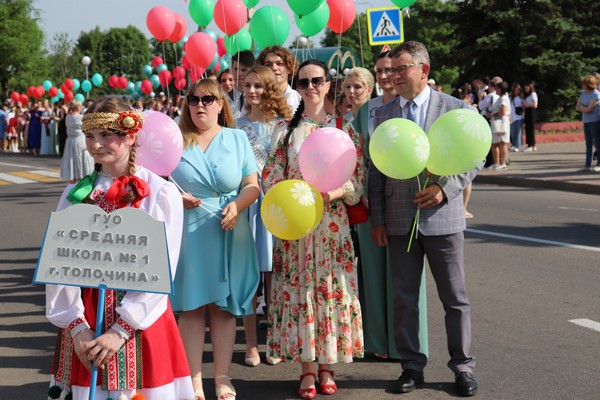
455, 372, 478, 397
393, 369, 424, 393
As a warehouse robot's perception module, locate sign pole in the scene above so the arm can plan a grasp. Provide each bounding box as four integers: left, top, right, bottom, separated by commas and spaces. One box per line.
88, 285, 106, 400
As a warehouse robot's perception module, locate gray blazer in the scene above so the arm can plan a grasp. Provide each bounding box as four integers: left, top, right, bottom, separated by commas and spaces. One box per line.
368, 89, 483, 236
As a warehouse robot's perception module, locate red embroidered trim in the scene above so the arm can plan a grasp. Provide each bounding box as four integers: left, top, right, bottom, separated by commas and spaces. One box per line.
67, 317, 87, 332
115, 317, 136, 338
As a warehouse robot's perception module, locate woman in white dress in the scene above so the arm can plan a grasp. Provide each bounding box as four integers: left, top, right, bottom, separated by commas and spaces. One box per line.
60, 100, 94, 183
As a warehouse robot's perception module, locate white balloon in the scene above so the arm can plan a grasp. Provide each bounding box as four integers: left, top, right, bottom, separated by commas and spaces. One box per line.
329, 68, 337, 77
81, 56, 91, 66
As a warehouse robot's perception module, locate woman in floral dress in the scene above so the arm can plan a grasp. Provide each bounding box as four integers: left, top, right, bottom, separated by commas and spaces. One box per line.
262, 59, 365, 399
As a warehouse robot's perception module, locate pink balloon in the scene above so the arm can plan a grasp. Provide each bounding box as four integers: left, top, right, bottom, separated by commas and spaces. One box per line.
298, 127, 357, 192
146, 6, 177, 42
138, 111, 184, 176
185, 32, 217, 68
326, 0, 356, 34
214, 0, 248, 35
168, 13, 188, 43
216, 37, 227, 57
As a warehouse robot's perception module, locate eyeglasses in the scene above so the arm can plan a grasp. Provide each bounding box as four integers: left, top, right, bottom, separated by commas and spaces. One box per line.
187, 95, 216, 107
297, 77, 326, 90
375, 68, 394, 75
388, 63, 423, 76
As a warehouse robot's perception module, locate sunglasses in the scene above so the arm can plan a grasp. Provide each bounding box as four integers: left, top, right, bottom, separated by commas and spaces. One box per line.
187, 95, 216, 107
297, 77, 326, 90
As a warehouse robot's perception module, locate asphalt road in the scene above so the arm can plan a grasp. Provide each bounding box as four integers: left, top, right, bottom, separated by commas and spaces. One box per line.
0, 154, 598, 399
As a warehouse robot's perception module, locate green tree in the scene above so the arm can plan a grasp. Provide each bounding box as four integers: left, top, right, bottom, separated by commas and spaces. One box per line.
46, 32, 78, 83
0, 0, 45, 97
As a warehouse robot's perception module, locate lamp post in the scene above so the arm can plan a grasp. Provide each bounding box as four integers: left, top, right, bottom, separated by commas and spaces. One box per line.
81, 56, 91, 99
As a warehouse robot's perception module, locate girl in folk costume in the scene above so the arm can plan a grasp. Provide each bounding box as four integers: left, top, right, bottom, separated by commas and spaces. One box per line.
46, 96, 194, 400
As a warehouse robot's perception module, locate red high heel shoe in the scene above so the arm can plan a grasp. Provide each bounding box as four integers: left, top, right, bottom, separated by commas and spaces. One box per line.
318, 369, 337, 395
298, 372, 317, 399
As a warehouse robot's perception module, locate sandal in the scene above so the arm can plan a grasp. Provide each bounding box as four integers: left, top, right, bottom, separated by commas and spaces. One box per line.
192, 377, 205, 400
298, 372, 317, 399
318, 369, 337, 395
244, 336, 260, 367
215, 375, 236, 400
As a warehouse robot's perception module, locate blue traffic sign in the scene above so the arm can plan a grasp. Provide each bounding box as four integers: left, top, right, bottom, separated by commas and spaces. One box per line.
367, 7, 404, 46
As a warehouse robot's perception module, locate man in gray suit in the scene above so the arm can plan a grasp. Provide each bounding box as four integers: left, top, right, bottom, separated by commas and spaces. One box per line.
368, 41, 482, 397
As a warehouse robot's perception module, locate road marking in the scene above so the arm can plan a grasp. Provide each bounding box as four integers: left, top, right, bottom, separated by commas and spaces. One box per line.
551, 206, 600, 213
0, 161, 56, 170
466, 228, 600, 253
0, 172, 36, 184
569, 319, 600, 333
0, 170, 62, 185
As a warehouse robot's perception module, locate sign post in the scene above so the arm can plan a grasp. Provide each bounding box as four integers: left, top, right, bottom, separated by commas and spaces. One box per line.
34, 204, 173, 400
367, 7, 404, 46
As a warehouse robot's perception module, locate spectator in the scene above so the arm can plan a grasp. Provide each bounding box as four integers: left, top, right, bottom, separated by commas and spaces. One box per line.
324, 77, 344, 115
510, 83, 525, 151
575, 74, 600, 172
0, 104, 6, 152
344, 67, 374, 121
231, 50, 256, 118
60, 100, 94, 183
523, 82, 538, 151
488, 81, 511, 170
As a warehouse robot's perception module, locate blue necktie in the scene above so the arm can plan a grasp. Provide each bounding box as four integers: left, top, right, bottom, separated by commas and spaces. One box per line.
405, 100, 416, 122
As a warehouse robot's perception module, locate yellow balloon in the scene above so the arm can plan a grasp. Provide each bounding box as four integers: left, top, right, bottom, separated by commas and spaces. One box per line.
260, 179, 324, 240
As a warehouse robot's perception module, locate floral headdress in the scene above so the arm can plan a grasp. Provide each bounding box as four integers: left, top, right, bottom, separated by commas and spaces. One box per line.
82, 110, 144, 135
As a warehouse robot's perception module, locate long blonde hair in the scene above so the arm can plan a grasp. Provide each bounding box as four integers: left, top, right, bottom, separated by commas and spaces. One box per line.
179, 79, 234, 148
244, 65, 292, 120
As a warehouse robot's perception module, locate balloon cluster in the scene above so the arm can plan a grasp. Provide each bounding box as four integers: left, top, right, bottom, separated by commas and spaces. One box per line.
369, 109, 492, 179
261, 127, 358, 240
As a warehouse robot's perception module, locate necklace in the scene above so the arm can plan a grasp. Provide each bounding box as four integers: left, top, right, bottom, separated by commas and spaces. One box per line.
99, 170, 118, 180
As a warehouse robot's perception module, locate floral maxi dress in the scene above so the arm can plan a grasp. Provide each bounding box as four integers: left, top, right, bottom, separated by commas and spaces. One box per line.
262, 115, 365, 364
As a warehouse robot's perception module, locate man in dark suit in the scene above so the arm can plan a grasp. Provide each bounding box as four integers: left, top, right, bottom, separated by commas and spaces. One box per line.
369, 41, 481, 397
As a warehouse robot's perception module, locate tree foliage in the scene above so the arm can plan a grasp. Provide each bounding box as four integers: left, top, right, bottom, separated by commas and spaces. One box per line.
0, 0, 44, 96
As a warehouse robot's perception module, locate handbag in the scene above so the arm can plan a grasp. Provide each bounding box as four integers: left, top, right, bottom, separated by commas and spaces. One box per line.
345, 199, 369, 225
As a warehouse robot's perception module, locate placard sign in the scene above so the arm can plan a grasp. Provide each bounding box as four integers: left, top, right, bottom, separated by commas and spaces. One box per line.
34, 204, 173, 295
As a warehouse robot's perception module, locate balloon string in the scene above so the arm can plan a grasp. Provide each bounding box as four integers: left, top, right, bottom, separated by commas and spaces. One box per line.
173, 43, 182, 95
168, 176, 224, 220
161, 41, 171, 99
357, 13, 364, 67
406, 173, 430, 252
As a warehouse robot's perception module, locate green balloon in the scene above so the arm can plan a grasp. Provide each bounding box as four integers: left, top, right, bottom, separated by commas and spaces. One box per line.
92, 73, 103, 87
81, 80, 92, 93
42, 80, 53, 90
287, 0, 323, 16
150, 74, 161, 89
189, 0, 215, 27
250, 6, 290, 49
427, 109, 491, 176
370, 118, 430, 179
294, 2, 329, 37
225, 28, 252, 54
243, 0, 260, 7
391, 0, 416, 8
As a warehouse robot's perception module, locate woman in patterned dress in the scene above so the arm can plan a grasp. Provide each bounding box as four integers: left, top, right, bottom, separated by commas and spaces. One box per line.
236, 65, 292, 367
262, 60, 365, 399
46, 96, 194, 400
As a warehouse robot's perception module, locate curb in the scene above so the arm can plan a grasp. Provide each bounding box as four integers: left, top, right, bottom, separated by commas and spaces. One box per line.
475, 174, 600, 196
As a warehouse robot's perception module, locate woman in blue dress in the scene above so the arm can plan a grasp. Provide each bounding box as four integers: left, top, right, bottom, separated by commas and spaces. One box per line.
236, 65, 292, 367
171, 78, 260, 400
27, 100, 43, 154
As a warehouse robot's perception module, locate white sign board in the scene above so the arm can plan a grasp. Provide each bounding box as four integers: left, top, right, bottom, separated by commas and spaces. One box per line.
34, 204, 173, 294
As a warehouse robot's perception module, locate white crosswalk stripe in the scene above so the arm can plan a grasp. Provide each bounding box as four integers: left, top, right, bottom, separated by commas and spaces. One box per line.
0, 169, 62, 185
0, 172, 36, 184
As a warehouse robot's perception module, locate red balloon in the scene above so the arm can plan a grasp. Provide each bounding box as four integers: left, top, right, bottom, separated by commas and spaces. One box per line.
181, 54, 193, 71
20, 94, 29, 105
64, 78, 75, 90
159, 70, 173, 87
213, 62, 221, 72
63, 91, 74, 102
118, 76, 128, 89
10, 91, 20, 103
173, 66, 186, 80
174, 78, 187, 91
61, 83, 69, 94
35, 86, 45, 99
141, 80, 153, 95
327, 0, 356, 34
216, 37, 227, 57
152, 56, 164, 69
146, 6, 176, 42
189, 66, 205, 83
27, 86, 35, 97
214, 0, 248, 35
108, 75, 118, 88
49, 87, 58, 97
168, 13, 188, 43
185, 32, 217, 68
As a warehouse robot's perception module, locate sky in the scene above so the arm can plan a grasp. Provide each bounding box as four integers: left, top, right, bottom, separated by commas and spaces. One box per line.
35, 0, 397, 48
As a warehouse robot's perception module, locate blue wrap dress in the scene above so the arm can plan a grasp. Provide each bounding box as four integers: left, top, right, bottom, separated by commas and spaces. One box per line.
170, 127, 260, 317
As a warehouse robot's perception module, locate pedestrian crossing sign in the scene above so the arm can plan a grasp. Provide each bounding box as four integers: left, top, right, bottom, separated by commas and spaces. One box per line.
367, 7, 404, 46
